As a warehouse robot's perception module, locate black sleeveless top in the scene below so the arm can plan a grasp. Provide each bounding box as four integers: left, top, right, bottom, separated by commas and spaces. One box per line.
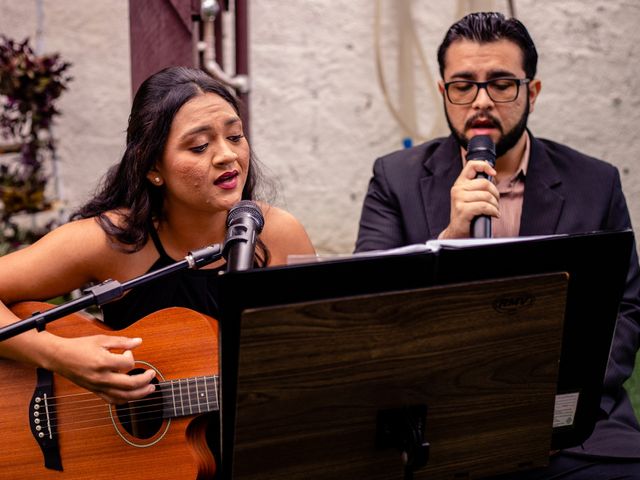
101, 229, 225, 329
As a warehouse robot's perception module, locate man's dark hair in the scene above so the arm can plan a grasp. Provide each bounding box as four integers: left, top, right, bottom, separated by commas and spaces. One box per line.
437, 12, 538, 79
73, 66, 270, 263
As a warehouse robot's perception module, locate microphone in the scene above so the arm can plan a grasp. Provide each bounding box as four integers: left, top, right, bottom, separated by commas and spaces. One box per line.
223, 200, 265, 272
467, 135, 496, 238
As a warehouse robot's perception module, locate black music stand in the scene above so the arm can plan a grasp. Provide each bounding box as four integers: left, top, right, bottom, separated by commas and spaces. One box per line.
216, 230, 633, 479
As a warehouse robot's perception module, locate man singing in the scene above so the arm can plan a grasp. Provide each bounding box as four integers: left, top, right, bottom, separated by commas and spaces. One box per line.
356, 11, 640, 479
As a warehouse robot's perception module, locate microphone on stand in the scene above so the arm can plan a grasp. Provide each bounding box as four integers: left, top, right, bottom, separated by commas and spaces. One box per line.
467, 135, 497, 238
223, 200, 265, 272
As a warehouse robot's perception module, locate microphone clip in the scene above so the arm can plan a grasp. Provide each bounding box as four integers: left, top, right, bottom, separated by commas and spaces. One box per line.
222, 223, 254, 260
186, 243, 224, 269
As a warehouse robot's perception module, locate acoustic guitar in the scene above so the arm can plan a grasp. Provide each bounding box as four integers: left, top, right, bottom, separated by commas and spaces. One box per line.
0, 302, 219, 479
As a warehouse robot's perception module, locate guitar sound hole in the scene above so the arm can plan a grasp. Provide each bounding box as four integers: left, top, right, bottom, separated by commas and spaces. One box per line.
115, 368, 163, 439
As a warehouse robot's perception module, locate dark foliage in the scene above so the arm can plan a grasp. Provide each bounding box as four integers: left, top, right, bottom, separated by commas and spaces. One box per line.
0, 35, 72, 252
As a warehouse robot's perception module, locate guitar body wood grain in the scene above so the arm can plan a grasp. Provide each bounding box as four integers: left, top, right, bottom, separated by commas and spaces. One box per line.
0, 302, 219, 480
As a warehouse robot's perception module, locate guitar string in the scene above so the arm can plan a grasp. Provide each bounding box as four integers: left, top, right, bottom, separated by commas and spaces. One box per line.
43, 375, 220, 418
42, 404, 219, 436
43, 375, 219, 403
45, 386, 221, 424
45, 391, 219, 423
40, 394, 220, 434
30, 376, 220, 434
45, 401, 218, 434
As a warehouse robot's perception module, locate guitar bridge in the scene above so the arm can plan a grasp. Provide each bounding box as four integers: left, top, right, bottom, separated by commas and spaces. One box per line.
29, 368, 63, 471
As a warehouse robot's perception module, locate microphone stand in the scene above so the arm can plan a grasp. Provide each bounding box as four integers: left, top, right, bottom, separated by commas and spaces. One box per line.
0, 243, 224, 342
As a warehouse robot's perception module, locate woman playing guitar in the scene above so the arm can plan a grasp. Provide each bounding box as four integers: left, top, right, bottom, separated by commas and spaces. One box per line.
0, 66, 315, 479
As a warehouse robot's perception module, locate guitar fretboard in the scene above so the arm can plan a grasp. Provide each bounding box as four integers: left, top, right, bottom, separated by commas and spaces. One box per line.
159, 375, 219, 418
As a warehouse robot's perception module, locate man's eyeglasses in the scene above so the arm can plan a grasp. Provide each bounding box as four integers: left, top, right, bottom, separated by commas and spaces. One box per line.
443, 78, 531, 105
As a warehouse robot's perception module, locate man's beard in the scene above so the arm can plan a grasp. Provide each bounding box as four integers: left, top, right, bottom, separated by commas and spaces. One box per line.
445, 99, 530, 157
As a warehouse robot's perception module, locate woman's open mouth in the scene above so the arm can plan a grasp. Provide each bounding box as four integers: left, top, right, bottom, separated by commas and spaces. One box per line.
214, 170, 239, 189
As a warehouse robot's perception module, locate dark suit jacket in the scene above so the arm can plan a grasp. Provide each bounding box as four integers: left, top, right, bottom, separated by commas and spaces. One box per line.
356, 133, 640, 458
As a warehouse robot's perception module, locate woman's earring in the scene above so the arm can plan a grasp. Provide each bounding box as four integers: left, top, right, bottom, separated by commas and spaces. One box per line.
154, 176, 161, 184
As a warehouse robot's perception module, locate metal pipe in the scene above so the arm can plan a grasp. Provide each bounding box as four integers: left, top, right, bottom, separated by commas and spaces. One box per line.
214, 0, 224, 71
200, 0, 250, 93
235, 0, 250, 137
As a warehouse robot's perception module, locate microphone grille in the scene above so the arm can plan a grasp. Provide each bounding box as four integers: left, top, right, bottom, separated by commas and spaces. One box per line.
467, 135, 496, 166
226, 200, 265, 232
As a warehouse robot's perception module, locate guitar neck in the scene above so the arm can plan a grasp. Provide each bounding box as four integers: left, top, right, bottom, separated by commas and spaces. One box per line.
159, 375, 219, 418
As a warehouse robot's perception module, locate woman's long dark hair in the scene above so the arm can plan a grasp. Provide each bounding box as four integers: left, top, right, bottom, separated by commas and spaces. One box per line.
72, 66, 270, 265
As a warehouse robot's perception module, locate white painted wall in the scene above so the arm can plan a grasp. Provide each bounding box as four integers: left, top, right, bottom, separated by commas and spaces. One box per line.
1, 0, 639, 254
0, 0, 130, 220
250, 0, 640, 252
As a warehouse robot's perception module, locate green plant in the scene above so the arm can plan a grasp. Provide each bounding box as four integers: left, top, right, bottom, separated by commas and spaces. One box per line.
624, 351, 640, 421
0, 35, 72, 252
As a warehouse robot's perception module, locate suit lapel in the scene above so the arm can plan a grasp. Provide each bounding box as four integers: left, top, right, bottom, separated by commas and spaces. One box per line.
519, 135, 565, 235
419, 136, 462, 238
